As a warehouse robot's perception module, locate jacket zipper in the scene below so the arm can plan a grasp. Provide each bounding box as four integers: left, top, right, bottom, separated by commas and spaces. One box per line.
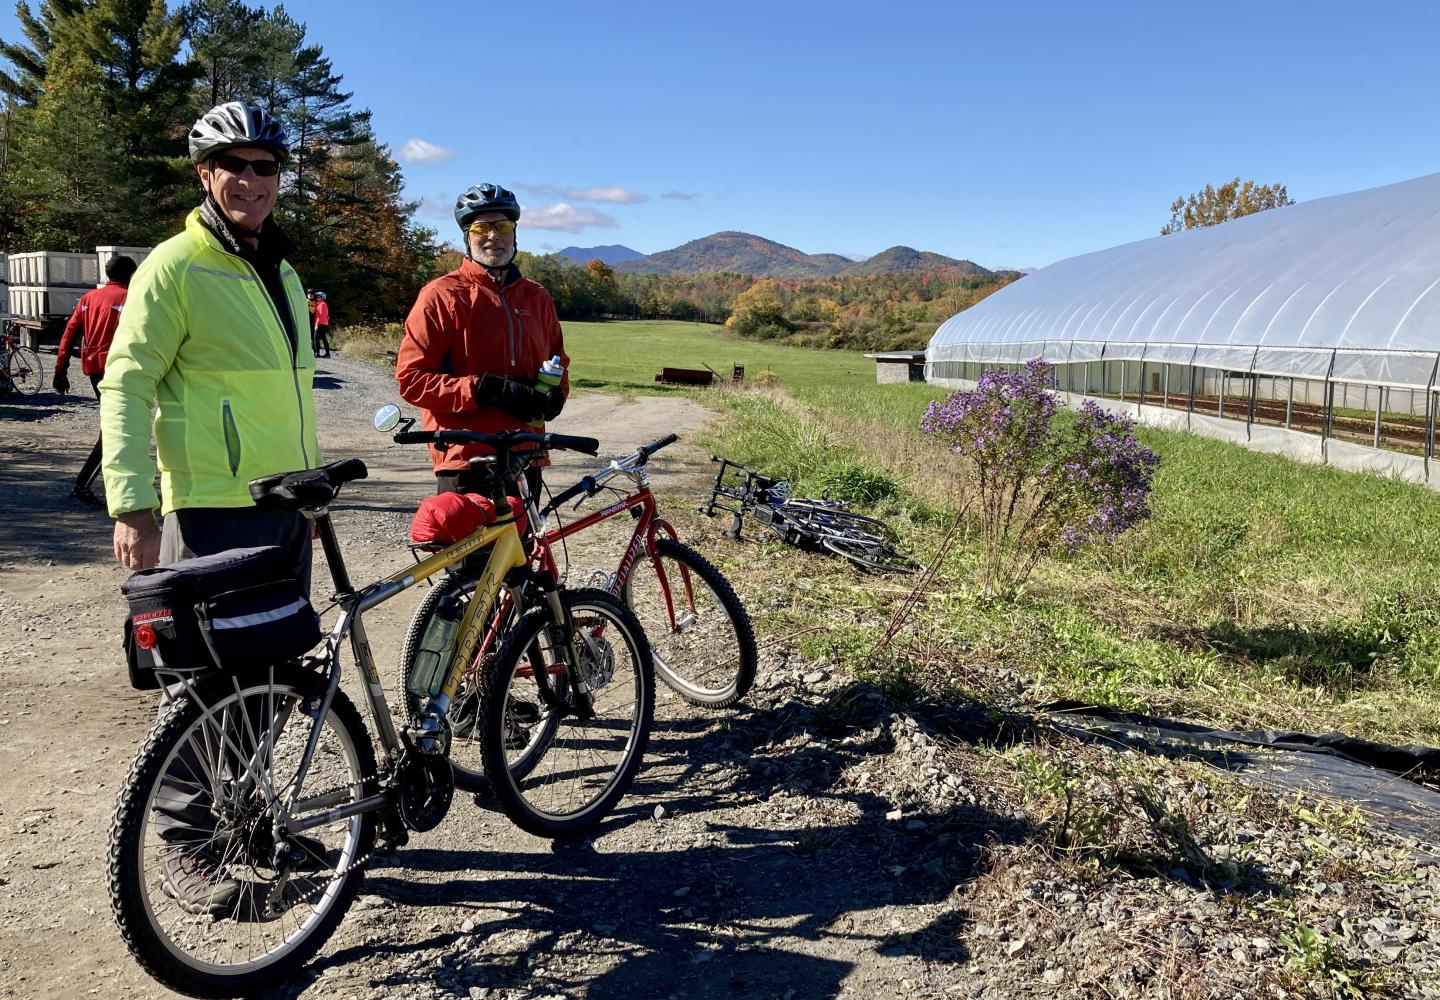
499, 287, 516, 369
232, 255, 312, 469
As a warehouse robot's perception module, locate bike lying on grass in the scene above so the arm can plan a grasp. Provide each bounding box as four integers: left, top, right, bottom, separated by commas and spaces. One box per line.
698, 454, 923, 573
401, 433, 758, 794
108, 414, 654, 998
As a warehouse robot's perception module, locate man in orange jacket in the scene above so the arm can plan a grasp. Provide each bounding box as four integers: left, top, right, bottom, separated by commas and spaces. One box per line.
54, 253, 137, 508
396, 182, 569, 495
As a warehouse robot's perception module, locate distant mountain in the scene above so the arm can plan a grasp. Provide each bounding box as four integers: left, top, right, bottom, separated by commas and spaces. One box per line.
615, 231, 842, 278
554, 244, 644, 266
838, 246, 991, 277
613, 231, 995, 279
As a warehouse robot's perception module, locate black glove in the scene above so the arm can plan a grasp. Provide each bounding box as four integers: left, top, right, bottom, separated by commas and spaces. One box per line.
477, 373, 546, 421
53, 371, 70, 395
539, 387, 565, 421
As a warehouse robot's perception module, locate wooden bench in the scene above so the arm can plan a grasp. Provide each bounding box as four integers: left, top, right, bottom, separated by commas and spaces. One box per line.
655, 366, 716, 386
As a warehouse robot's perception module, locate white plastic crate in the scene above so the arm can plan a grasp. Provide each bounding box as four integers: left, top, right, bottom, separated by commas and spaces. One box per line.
8, 285, 85, 318
8, 251, 98, 288
97, 245, 152, 284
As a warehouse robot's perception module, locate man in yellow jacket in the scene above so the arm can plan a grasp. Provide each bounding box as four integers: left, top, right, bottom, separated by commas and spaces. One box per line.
101, 101, 316, 580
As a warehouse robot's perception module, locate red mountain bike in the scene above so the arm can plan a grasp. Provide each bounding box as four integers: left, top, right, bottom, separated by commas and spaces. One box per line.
401, 433, 757, 795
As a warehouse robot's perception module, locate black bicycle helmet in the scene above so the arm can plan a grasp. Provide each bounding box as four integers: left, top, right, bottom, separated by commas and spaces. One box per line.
189, 101, 289, 165
454, 183, 520, 229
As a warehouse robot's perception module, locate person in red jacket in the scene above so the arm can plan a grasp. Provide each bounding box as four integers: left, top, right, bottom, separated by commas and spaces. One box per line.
54, 253, 138, 508
312, 290, 332, 358
396, 182, 569, 495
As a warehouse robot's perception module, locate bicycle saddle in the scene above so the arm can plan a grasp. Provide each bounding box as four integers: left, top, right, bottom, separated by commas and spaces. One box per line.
249, 458, 369, 510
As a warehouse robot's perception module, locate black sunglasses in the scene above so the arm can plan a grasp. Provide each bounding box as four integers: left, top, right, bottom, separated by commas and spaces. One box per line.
209, 154, 282, 177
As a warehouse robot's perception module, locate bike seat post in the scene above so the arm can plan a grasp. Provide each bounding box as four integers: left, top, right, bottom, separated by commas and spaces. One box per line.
311, 510, 355, 597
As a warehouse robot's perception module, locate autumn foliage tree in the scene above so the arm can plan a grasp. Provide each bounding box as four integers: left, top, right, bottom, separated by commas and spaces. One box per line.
1160, 177, 1294, 235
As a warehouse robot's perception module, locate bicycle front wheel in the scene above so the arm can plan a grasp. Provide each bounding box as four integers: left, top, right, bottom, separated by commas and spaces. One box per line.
109, 662, 377, 998
481, 588, 654, 838
623, 537, 757, 708
400, 573, 536, 792
5, 345, 43, 396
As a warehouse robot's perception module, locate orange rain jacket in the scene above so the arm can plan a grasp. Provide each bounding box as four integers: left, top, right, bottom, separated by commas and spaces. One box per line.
396, 257, 570, 472
57, 282, 129, 376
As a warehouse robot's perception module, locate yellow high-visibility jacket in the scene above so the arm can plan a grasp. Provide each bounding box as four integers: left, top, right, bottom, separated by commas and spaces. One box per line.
100, 210, 317, 516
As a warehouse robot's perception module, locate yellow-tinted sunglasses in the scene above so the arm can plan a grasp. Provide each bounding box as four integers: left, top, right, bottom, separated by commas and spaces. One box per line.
467, 220, 516, 236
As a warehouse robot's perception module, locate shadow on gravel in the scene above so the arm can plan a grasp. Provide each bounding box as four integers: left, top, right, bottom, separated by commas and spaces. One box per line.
311, 680, 1034, 999
0, 438, 114, 567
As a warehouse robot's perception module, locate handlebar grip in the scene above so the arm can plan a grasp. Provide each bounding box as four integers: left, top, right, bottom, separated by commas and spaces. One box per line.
544, 433, 600, 455
393, 430, 435, 444
640, 433, 679, 459
541, 474, 598, 514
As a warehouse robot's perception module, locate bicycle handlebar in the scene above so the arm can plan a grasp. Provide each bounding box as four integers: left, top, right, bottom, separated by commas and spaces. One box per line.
637, 433, 678, 464
539, 434, 679, 515
392, 428, 600, 455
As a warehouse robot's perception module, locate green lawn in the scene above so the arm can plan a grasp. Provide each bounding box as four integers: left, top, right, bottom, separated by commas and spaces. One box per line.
563, 320, 877, 395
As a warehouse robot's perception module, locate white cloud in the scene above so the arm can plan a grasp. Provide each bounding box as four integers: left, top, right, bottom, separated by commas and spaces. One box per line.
518, 182, 648, 204
523, 203, 619, 233
661, 190, 698, 200
417, 196, 451, 217
568, 185, 648, 204
399, 139, 454, 164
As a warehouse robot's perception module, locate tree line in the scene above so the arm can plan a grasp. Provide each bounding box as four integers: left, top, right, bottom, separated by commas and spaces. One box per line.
0, 0, 440, 324
514, 251, 1022, 351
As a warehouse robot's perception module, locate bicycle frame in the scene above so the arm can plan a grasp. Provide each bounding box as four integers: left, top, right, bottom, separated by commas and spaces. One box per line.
166, 504, 535, 839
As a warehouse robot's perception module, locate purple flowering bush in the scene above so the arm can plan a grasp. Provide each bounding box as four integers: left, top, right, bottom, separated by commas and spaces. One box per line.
921, 359, 1161, 596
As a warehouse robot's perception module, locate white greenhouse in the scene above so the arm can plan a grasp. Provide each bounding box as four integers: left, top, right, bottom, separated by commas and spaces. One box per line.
927, 172, 1440, 486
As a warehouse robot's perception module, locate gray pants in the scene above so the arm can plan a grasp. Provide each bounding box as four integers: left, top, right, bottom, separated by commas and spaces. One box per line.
155, 506, 313, 843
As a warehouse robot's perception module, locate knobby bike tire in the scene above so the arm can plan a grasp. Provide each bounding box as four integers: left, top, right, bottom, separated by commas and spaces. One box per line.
108, 662, 377, 998
622, 537, 757, 708
479, 588, 654, 839
5, 345, 43, 396
821, 534, 924, 574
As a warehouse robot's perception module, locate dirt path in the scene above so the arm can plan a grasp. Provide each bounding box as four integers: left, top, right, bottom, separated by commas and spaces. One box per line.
0, 357, 951, 1000
8, 356, 1440, 1000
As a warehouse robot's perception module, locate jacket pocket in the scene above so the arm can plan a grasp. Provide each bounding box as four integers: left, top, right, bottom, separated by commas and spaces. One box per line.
221, 399, 242, 476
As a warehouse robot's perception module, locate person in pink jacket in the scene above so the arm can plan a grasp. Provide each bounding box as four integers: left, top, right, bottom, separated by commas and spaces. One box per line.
312, 291, 332, 357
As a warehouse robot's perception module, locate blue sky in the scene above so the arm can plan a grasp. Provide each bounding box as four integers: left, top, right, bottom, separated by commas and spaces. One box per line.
7, 0, 1439, 268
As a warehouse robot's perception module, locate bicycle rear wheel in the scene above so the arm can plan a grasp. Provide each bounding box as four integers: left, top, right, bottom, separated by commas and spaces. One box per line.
108, 662, 376, 998
821, 534, 923, 573
480, 588, 654, 838
623, 537, 757, 708
5, 345, 43, 396
781, 501, 898, 543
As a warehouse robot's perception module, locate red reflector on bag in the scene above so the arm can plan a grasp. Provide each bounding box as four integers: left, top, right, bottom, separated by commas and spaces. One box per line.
135, 623, 158, 649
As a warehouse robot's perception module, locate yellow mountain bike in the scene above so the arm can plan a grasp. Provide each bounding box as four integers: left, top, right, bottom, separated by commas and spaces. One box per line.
108, 411, 654, 998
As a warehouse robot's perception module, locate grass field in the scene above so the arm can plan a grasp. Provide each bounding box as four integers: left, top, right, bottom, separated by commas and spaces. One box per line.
559, 320, 877, 395
337, 318, 1440, 743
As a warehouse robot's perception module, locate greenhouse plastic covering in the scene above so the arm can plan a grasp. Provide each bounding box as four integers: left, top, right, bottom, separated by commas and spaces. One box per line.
928, 172, 1440, 390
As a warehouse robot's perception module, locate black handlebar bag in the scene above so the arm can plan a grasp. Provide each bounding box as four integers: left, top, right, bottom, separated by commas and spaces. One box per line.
121, 546, 321, 690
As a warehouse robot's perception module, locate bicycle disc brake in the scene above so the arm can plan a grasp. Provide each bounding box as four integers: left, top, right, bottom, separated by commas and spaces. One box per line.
396, 752, 455, 832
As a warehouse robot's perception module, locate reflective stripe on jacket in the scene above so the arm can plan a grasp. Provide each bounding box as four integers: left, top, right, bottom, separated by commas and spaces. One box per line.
396, 257, 569, 472
99, 209, 317, 516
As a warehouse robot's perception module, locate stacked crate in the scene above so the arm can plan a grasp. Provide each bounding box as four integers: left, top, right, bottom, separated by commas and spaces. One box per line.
8, 252, 99, 319
97, 245, 153, 284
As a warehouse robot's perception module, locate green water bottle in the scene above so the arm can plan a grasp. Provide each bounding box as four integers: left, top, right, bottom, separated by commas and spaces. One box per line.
406, 590, 464, 700
530, 354, 564, 429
